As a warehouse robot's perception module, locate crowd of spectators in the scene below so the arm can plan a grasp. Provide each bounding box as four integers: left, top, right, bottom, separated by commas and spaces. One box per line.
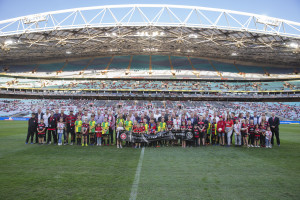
1, 77, 299, 91
0, 99, 299, 120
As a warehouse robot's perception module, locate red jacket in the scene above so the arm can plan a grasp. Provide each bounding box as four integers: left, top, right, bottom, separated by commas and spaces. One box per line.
217, 120, 226, 132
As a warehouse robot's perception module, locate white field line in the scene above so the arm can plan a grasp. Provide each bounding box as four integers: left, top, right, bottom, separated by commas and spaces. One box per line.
129, 147, 145, 200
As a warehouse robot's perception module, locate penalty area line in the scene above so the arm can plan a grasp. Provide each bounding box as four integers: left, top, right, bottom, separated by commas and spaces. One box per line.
129, 147, 145, 200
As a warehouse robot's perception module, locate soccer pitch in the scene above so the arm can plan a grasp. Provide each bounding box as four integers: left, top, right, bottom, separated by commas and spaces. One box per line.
1, 121, 299, 200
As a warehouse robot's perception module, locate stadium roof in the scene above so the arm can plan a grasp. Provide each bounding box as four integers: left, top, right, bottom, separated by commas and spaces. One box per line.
0, 4, 300, 67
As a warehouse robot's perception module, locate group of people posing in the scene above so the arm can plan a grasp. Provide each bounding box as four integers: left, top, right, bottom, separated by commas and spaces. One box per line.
26, 108, 281, 148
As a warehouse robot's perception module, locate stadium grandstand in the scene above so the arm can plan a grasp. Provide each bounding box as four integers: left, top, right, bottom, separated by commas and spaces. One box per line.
0, 4, 299, 103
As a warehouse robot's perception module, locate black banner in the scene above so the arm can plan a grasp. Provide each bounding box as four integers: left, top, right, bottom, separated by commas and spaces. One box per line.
118, 130, 194, 143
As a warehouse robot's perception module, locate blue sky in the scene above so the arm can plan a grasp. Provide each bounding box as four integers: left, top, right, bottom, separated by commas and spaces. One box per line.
0, 0, 299, 22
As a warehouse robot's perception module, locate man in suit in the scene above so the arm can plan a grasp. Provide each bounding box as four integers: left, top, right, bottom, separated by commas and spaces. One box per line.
250, 112, 260, 125
268, 112, 280, 146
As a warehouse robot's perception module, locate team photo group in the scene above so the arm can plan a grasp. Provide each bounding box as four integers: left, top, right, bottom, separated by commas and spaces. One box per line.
25, 107, 281, 149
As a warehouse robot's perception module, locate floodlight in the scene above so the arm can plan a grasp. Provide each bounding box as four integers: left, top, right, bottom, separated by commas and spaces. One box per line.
189, 34, 198, 38
289, 42, 299, 49
4, 40, 14, 45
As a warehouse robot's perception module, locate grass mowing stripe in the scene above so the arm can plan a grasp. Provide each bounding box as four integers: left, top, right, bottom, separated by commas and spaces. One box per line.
130, 147, 145, 200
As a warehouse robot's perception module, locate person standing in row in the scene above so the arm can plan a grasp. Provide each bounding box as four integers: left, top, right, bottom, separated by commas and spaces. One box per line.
75, 115, 82, 145
233, 119, 241, 146
48, 111, 57, 145
43, 109, 51, 144
57, 117, 65, 146
26, 113, 37, 144
81, 119, 89, 147
66, 110, 76, 145
37, 118, 46, 144
268, 112, 280, 147
35, 108, 44, 143
217, 116, 225, 146
108, 112, 115, 145
89, 115, 96, 145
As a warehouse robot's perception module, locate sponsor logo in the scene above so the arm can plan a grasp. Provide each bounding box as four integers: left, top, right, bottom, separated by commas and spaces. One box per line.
120, 133, 127, 140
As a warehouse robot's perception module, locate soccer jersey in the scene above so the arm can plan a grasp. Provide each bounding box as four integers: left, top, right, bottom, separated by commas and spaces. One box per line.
37, 123, 46, 134
259, 121, 269, 131
116, 118, 124, 126
241, 123, 248, 134
125, 120, 133, 131
180, 125, 186, 131
187, 125, 193, 131
149, 123, 156, 134
159, 122, 166, 131
255, 128, 261, 137
133, 125, 139, 133
194, 127, 200, 138
166, 120, 173, 130
217, 120, 225, 133
198, 121, 205, 130
66, 114, 76, 127
225, 120, 233, 127
101, 122, 109, 134
248, 124, 255, 134
89, 120, 96, 133
140, 126, 145, 133
143, 123, 149, 133
75, 120, 82, 133
211, 123, 217, 135
82, 123, 89, 135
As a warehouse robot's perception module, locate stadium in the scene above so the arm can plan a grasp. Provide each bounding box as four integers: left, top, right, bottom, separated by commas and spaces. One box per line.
0, 3, 300, 200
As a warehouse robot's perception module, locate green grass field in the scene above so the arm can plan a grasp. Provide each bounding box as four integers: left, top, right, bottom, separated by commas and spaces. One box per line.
1, 121, 300, 200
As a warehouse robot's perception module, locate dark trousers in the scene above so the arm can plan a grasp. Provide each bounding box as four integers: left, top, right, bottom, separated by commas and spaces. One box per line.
48, 130, 57, 144
206, 134, 210, 144
44, 128, 47, 142
35, 131, 39, 143
211, 134, 217, 145
260, 135, 265, 146
67, 127, 75, 143
109, 127, 114, 144
271, 128, 280, 145
26, 130, 35, 143
249, 134, 255, 145
194, 137, 200, 146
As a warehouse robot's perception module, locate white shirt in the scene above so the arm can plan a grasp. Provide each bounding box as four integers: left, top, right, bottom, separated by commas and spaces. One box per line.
154, 114, 161, 122
43, 113, 51, 127
173, 119, 181, 130
265, 130, 272, 139
82, 114, 90, 122
233, 123, 240, 133
37, 113, 42, 123
57, 122, 65, 134
253, 116, 259, 125
211, 116, 219, 123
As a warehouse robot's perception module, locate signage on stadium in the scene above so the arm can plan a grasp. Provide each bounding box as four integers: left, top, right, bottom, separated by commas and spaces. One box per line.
0, 117, 29, 121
